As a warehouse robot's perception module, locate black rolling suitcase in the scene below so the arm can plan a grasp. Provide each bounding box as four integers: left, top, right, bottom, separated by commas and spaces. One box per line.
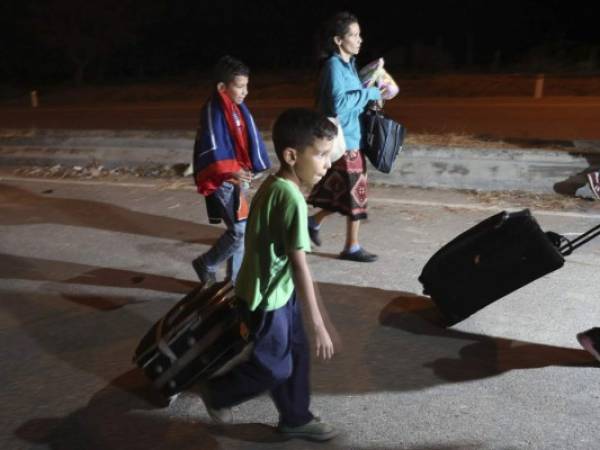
419, 209, 600, 325
133, 281, 252, 397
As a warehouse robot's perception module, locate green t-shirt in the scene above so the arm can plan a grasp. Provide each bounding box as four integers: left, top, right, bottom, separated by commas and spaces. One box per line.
235, 175, 311, 311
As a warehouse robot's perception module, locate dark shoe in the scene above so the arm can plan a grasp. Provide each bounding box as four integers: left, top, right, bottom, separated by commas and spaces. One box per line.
197, 382, 233, 425
278, 417, 338, 442
339, 247, 378, 263
308, 225, 322, 247
192, 258, 216, 287
577, 328, 600, 363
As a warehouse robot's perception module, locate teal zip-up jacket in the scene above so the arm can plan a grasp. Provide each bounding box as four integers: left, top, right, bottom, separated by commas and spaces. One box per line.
316, 53, 381, 150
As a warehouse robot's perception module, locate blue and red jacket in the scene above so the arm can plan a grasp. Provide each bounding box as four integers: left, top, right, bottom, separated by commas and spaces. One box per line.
193, 95, 271, 196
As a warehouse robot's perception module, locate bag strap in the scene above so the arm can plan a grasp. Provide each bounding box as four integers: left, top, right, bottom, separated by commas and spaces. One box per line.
559, 223, 600, 255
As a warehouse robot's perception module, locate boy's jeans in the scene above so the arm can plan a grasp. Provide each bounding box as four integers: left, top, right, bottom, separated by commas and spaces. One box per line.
199, 182, 246, 282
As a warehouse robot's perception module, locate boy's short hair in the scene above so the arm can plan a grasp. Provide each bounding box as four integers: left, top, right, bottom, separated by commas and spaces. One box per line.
213, 55, 250, 85
272, 108, 338, 160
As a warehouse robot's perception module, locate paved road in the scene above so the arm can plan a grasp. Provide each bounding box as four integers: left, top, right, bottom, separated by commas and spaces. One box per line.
1, 175, 599, 449
2, 97, 600, 140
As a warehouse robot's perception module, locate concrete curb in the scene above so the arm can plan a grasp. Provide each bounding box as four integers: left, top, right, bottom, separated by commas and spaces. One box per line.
1, 128, 599, 194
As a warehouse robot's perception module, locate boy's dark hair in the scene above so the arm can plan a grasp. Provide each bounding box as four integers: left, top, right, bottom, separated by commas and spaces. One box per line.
213, 55, 250, 85
317, 11, 359, 61
272, 108, 337, 160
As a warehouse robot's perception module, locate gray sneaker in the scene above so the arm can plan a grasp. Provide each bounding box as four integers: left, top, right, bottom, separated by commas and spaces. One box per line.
278, 417, 338, 442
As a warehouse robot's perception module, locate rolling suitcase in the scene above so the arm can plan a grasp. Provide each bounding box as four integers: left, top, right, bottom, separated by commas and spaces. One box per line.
133, 281, 252, 397
418, 209, 600, 325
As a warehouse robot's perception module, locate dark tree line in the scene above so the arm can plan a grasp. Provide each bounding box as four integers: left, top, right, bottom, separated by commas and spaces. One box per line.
2, 0, 599, 85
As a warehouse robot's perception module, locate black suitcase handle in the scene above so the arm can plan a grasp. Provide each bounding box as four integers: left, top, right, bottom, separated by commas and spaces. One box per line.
559, 223, 600, 256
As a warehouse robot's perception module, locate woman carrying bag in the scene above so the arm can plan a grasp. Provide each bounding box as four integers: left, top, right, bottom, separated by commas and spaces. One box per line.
307, 11, 383, 262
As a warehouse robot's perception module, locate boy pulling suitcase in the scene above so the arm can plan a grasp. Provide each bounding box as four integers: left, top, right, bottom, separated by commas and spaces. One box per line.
198, 108, 339, 441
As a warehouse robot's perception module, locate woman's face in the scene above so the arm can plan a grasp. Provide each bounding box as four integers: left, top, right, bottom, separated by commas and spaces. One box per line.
335, 22, 362, 58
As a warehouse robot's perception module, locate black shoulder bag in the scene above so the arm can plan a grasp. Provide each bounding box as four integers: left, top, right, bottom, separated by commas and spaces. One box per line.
362, 107, 406, 173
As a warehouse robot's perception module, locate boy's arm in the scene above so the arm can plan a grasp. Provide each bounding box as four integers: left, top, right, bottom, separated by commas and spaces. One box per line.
231, 169, 253, 183
288, 249, 334, 360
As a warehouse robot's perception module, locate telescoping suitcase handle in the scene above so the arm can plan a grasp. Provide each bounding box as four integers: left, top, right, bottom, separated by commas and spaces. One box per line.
559, 223, 600, 256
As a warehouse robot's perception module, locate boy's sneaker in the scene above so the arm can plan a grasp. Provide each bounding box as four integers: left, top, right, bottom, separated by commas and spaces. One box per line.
192, 258, 216, 287
577, 328, 600, 363
587, 171, 600, 200
197, 382, 233, 425
278, 417, 338, 442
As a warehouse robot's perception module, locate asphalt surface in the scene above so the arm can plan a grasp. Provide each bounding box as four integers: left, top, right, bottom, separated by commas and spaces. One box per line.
1, 176, 600, 450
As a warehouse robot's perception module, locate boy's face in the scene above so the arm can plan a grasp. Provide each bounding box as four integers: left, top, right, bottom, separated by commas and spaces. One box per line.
218, 75, 249, 105
293, 137, 333, 186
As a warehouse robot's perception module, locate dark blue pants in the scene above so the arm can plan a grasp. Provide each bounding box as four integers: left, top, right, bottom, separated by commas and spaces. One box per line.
209, 292, 313, 427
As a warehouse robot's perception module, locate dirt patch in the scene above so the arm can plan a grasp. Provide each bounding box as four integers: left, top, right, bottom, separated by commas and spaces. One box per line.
469, 189, 600, 212
405, 132, 575, 150
6, 163, 184, 183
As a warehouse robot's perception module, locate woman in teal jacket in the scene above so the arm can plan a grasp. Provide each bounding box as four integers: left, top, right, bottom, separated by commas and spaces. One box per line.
307, 11, 382, 262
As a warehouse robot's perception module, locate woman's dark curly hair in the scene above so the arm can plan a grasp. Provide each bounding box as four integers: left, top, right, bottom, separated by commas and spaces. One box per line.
316, 11, 359, 61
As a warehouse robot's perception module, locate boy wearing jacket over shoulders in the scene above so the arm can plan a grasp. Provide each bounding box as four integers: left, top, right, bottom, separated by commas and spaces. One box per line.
192, 55, 270, 286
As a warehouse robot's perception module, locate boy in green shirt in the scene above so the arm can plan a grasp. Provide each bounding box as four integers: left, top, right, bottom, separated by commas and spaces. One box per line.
200, 108, 339, 442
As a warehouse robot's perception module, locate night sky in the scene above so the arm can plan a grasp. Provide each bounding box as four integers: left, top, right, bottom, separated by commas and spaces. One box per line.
2, 0, 600, 85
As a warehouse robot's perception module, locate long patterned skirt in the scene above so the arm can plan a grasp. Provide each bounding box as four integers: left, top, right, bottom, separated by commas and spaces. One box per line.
307, 150, 368, 221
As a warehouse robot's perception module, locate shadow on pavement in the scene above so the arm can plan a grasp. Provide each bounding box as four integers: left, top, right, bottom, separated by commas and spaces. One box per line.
378, 291, 595, 382
5, 278, 595, 449
310, 251, 340, 260
15, 369, 220, 450
0, 253, 196, 295
15, 366, 482, 450
206, 423, 288, 444
0, 183, 220, 245
309, 282, 594, 394
5, 274, 593, 398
